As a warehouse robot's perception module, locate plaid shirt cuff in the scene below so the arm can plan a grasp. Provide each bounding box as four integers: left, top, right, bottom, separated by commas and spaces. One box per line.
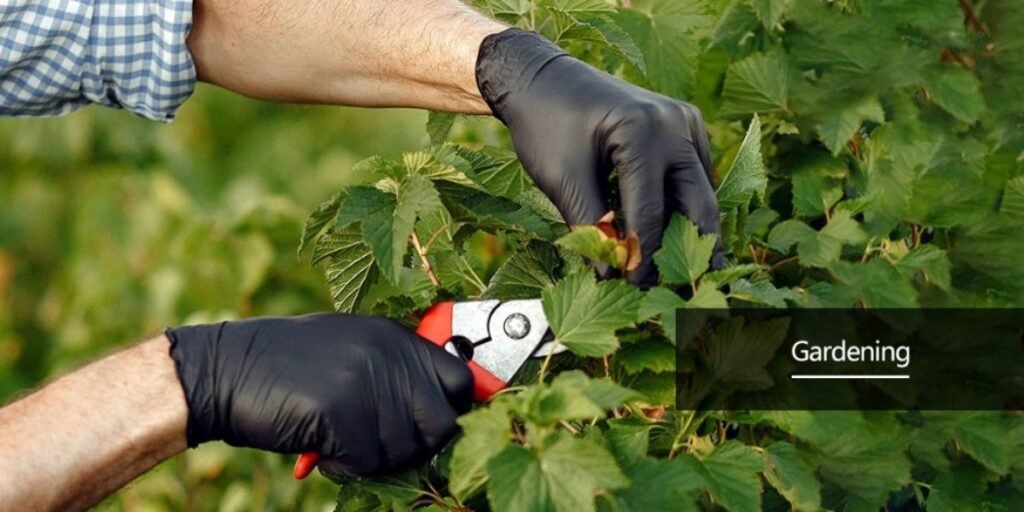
0, 0, 196, 122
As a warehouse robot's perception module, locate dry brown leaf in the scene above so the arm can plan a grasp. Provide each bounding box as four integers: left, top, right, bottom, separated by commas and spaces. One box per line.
594, 211, 642, 271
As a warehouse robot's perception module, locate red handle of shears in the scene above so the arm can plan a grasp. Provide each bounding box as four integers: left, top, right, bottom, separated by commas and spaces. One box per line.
293, 302, 506, 479
414, 302, 508, 402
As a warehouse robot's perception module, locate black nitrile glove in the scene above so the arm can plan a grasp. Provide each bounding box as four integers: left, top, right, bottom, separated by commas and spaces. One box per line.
165, 314, 473, 477
477, 28, 723, 288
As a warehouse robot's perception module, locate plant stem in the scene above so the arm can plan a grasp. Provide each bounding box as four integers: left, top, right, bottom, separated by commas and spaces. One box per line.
536, 342, 560, 382
769, 256, 798, 272
423, 221, 455, 252
458, 255, 487, 294
668, 410, 706, 458
958, 0, 988, 33
410, 231, 441, 288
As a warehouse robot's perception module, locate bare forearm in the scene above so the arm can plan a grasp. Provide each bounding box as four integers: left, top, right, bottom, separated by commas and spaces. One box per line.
187, 0, 505, 113
0, 336, 188, 511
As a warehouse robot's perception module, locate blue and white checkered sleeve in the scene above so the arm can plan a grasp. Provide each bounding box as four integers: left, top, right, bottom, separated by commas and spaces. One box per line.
0, 0, 196, 122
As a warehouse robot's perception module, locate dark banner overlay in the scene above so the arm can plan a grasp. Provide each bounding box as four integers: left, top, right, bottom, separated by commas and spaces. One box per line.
675, 309, 1024, 411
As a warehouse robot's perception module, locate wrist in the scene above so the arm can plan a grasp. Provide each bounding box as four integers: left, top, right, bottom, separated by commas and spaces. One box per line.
165, 323, 222, 447
475, 28, 569, 123
136, 336, 191, 457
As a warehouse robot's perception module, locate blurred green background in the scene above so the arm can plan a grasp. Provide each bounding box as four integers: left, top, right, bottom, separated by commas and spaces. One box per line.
0, 86, 433, 511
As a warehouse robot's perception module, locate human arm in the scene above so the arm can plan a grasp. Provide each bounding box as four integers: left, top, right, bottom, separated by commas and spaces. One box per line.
1, 0, 720, 279
0, 314, 473, 511
0, 0, 498, 118
0, 336, 188, 511
186, 0, 502, 113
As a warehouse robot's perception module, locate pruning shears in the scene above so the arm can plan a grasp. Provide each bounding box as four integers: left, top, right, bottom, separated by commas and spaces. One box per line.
293, 298, 564, 479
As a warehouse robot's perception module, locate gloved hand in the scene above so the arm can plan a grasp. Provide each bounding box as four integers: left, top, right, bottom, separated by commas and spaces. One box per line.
476, 28, 723, 288
165, 313, 473, 477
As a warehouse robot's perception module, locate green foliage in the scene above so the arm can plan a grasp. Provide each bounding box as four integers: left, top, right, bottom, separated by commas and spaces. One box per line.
653, 214, 718, 286
297, 0, 1024, 511
542, 272, 642, 357
553, 226, 622, 269
0, 89, 431, 510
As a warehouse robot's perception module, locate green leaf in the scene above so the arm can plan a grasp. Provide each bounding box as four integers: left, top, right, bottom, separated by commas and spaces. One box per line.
927, 465, 992, 512
952, 217, 1024, 298
815, 424, 913, 507
763, 442, 822, 512
754, 410, 866, 447
456, 147, 535, 198
685, 441, 764, 511
687, 286, 730, 308
548, 9, 646, 74
555, 226, 622, 269
426, 112, 456, 145
766, 219, 815, 253
519, 382, 601, 426
542, 272, 643, 357
298, 192, 342, 256
953, 412, 1012, 475
767, 211, 867, 268
450, 400, 513, 500
487, 432, 629, 512
317, 225, 378, 313
639, 287, 686, 341
585, 15, 647, 74
521, 371, 641, 426
561, 371, 642, 410
700, 263, 765, 289
721, 50, 789, 116
606, 419, 653, 466
409, 148, 483, 189
894, 244, 952, 291
515, 187, 566, 227
829, 260, 920, 308
922, 65, 986, 124
744, 206, 779, 239
487, 446, 548, 512
338, 175, 442, 285
710, 0, 761, 54
349, 471, 426, 510
717, 114, 767, 211
541, 0, 613, 15
748, 0, 793, 30
618, 339, 677, 374
1000, 175, 1024, 222
654, 214, 718, 286
791, 152, 847, 217
391, 176, 443, 281
335, 484, 384, 512
629, 371, 676, 406
612, 0, 707, 99
437, 181, 555, 240
396, 268, 437, 309
706, 316, 789, 390
863, 145, 917, 236
484, 241, 561, 300
727, 278, 798, 308
615, 458, 702, 512
473, 0, 530, 23
816, 95, 885, 155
